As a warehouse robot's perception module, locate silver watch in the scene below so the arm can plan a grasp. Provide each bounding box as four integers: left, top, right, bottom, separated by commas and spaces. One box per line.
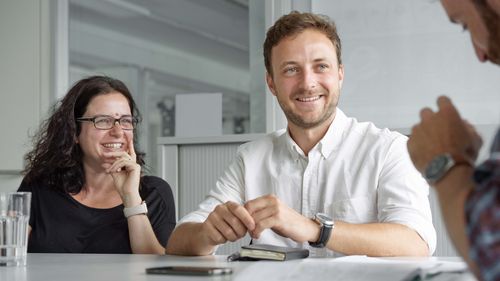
309, 213, 334, 248
123, 201, 148, 218
424, 153, 456, 184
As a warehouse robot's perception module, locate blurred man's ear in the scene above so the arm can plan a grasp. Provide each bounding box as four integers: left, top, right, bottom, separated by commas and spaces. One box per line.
266, 72, 277, 97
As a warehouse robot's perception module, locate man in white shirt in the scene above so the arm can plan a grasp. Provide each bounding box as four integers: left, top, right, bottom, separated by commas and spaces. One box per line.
166, 11, 435, 257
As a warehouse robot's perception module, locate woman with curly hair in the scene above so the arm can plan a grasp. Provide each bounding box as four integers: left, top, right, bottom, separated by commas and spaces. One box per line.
18, 76, 175, 254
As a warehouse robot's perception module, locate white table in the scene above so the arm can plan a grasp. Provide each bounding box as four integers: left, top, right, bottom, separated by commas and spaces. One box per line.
0, 254, 476, 281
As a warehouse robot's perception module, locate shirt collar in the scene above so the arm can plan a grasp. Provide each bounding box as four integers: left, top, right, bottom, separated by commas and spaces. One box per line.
283, 130, 304, 162
283, 108, 348, 160
319, 108, 348, 159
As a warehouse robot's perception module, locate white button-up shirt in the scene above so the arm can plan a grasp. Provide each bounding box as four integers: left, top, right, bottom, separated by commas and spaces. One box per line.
180, 109, 436, 256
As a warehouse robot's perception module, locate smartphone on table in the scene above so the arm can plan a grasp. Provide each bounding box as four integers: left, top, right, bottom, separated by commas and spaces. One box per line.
146, 266, 233, 276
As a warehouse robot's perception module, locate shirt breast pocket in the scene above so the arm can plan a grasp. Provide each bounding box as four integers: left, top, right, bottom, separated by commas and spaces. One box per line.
326, 196, 377, 223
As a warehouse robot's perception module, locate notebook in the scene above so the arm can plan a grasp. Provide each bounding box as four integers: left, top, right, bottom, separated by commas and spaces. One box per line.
233, 244, 309, 261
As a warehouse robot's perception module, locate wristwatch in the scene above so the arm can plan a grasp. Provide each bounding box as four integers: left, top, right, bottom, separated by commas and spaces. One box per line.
309, 213, 334, 248
423, 153, 458, 184
123, 201, 148, 218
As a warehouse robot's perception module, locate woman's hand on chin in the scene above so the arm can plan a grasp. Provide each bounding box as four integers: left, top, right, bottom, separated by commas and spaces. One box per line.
103, 134, 141, 206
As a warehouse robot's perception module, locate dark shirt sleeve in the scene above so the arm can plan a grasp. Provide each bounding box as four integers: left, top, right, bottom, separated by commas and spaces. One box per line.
465, 132, 500, 281
17, 180, 32, 192
140, 176, 176, 247
17, 179, 36, 227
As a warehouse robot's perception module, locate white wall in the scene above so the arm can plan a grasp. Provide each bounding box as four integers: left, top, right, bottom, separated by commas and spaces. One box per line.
312, 1, 500, 134
0, 1, 54, 192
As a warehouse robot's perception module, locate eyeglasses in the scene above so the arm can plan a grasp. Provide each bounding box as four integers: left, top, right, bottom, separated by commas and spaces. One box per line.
77, 115, 138, 130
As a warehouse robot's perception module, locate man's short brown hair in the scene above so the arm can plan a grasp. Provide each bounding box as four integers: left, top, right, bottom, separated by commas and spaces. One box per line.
473, 0, 500, 64
263, 11, 342, 76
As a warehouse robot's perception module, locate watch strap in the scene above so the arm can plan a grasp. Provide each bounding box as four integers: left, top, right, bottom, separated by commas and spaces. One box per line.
309, 216, 334, 248
123, 201, 148, 218
424, 153, 473, 184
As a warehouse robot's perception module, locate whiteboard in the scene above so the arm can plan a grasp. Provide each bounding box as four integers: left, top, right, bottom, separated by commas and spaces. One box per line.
312, 0, 500, 130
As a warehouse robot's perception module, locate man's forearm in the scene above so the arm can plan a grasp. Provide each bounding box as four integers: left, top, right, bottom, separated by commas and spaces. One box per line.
434, 165, 480, 277
327, 222, 429, 256
165, 222, 216, 256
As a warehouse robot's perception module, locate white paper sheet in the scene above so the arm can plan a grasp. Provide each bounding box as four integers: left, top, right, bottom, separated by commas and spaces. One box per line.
232, 257, 469, 281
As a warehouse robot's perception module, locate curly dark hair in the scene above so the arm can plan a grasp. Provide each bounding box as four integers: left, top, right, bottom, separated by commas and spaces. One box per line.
263, 11, 342, 77
23, 76, 145, 194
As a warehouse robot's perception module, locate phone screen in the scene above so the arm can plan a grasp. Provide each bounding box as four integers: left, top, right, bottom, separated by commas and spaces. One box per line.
146, 266, 233, 276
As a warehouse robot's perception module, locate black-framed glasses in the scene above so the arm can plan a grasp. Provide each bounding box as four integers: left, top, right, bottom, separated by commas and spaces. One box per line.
77, 115, 138, 130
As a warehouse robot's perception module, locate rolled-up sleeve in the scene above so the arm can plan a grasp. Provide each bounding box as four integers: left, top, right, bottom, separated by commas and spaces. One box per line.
377, 135, 437, 255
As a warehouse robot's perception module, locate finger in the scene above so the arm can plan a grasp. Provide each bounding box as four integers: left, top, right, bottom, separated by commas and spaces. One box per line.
109, 171, 118, 182
251, 204, 278, 223
251, 216, 276, 239
102, 151, 131, 160
437, 96, 461, 118
223, 214, 248, 238
204, 221, 226, 245
437, 95, 453, 110
226, 201, 255, 231
248, 208, 277, 239
244, 194, 277, 215
101, 153, 120, 164
107, 158, 137, 173
107, 158, 127, 171
107, 161, 125, 173
244, 195, 270, 214
126, 133, 136, 158
223, 203, 252, 236
102, 163, 112, 170
209, 211, 239, 242
419, 107, 434, 121
215, 223, 239, 242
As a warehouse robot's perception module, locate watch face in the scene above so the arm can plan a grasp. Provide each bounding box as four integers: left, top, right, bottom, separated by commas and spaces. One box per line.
426, 155, 449, 177
424, 154, 455, 183
316, 213, 334, 226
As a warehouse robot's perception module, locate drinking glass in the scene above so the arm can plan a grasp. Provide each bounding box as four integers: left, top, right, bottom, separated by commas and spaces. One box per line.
0, 192, 31, 266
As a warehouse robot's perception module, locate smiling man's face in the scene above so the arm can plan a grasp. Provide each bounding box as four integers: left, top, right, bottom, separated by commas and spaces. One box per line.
266, 29, 344, 130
